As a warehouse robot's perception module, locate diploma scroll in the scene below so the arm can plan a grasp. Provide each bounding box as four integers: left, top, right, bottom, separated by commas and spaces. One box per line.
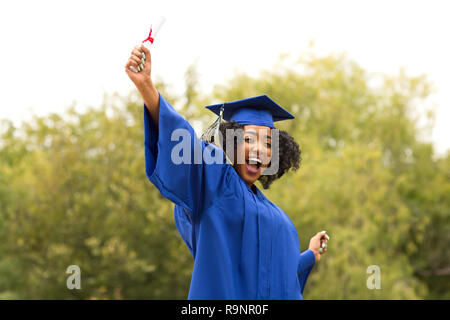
129, 16, 166, 73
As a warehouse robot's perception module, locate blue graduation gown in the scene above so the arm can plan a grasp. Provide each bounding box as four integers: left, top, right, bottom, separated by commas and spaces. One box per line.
144, 92, 316, 300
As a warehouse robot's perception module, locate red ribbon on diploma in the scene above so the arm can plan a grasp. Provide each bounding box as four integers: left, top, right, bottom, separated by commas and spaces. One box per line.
142, 26, 154, 44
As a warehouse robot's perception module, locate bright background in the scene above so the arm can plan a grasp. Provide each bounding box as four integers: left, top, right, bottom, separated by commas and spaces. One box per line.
0, 0, 449, 155
1, 0, 449, 300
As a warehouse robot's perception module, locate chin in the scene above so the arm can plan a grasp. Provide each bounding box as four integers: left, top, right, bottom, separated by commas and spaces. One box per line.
234, 164, 257, 185
244, 175, 260, 186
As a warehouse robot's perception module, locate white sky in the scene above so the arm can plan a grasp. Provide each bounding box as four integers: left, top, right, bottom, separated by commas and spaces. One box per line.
0, 0, 449, 155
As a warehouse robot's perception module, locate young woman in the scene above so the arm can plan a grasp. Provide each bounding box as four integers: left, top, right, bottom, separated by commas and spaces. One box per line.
125, 44, 329, 300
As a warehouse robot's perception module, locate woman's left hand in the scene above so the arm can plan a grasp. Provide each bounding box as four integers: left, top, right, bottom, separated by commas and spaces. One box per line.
308, 231, 330, 263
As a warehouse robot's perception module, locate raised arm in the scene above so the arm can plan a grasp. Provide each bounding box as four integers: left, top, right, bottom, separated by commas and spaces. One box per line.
124, 44, 231, 219
125, 44, 160, 127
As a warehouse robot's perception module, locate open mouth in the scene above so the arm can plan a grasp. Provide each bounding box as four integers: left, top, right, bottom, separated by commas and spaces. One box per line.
245, 156, 262, 175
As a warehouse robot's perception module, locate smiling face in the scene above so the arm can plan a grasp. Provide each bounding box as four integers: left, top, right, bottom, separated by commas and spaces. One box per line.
233, 125, 272, 187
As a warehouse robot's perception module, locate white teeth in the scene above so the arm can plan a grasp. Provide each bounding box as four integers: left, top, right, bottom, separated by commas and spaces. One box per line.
248, 157, 261, 164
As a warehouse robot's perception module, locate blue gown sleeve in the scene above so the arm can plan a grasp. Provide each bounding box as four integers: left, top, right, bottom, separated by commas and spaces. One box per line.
144, 92, 230, 220
297, 249, 316, 294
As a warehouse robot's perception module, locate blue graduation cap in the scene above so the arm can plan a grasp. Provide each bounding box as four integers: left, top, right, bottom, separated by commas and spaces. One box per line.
205, 95, 294, 129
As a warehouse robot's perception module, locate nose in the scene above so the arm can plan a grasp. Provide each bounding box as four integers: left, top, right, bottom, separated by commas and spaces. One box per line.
248, 140, 261, 157
249, 139, 270, 164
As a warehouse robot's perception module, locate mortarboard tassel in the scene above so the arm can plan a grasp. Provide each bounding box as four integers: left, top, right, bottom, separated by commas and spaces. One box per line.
201, 105, 234, 165
201, 104, 224, 144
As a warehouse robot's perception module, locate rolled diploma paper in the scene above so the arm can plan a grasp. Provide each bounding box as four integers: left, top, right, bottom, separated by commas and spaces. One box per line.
130, 16, 166, 73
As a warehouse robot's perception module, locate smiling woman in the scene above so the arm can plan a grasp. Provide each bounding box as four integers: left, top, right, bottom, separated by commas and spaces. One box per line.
217, 121, 301, 189
125, 43, 329, 300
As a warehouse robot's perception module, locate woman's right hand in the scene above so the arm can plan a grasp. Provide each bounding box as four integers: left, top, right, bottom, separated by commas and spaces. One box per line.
125, 44, 152, 89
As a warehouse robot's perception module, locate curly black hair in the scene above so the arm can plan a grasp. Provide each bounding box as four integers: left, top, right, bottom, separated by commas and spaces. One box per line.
208, 121, 301, 189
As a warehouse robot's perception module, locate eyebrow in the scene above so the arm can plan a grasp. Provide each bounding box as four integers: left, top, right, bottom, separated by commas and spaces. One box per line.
245, 131, 272, 140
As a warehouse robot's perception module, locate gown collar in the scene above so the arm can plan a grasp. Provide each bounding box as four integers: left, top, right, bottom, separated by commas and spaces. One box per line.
229, 164, 265, 201
246, 182, 265, 201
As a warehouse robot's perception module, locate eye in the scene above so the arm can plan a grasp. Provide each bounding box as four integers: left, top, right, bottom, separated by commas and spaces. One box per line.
244, 136, 254, 143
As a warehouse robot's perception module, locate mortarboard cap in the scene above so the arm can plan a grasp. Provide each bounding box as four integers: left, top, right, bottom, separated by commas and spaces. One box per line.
205, 95, 294, 128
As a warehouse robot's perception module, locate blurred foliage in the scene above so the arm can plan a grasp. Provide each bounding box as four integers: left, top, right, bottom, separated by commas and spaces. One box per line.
0, 51, 448, 299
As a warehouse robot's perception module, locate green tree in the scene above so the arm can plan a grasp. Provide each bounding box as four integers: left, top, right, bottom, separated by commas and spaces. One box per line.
0, 85, 193, 299
210, 52, 447, 299
0, 51, 448, 299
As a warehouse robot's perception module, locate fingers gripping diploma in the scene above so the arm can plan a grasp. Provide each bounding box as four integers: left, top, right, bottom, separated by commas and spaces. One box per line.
125, 17, 165, 83
308, 230, 330, 263
125, 44, 152, 86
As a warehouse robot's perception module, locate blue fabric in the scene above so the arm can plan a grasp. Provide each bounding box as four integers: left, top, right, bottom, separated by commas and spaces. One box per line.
205, 94, 295, 128
144, 92, 315, 300
229, 108, 275, 128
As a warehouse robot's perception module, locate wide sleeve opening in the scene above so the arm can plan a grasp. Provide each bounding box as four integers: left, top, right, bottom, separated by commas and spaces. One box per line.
143, 92, 231, 217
